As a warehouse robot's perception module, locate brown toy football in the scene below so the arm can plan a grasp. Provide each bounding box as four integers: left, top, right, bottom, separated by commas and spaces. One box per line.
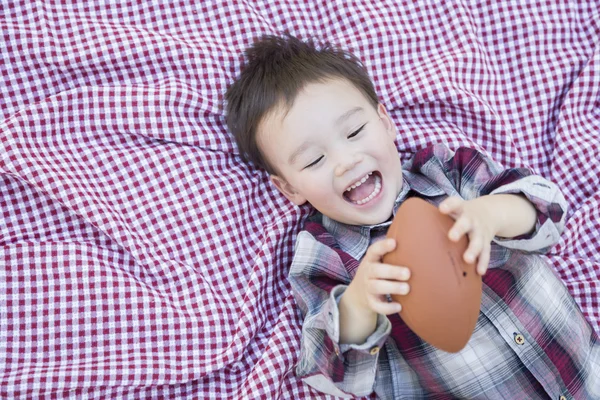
382, 197, 482, 353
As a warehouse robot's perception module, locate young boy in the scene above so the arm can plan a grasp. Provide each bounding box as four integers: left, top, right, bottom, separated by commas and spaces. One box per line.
225, 35, 599, 399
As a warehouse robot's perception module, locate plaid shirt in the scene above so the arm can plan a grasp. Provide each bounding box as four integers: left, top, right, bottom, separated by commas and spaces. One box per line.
289, 144, 600, 399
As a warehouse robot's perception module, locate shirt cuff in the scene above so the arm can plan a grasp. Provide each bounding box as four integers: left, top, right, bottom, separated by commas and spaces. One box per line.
324, 285, 392, 355
489, 175, 567, 252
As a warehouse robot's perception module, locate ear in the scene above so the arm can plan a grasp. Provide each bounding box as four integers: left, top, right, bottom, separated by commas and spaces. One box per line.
270, 175, 307, 205
377, 103, 397, 140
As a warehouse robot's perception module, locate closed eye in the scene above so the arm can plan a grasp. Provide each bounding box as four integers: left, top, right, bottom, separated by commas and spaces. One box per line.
304, 156, 323, 169
347, 123, 366, 139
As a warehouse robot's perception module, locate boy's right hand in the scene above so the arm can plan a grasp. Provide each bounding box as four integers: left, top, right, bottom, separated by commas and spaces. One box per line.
345, 238, 411, 316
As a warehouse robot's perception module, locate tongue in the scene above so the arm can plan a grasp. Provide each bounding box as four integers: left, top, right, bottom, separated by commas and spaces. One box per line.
346, 174, 376, 202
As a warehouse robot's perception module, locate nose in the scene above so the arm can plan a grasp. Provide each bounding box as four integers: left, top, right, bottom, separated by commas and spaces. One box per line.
334, 153, 363, 177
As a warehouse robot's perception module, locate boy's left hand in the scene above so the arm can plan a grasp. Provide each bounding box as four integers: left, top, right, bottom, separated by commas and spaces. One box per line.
439, 196, 499, 276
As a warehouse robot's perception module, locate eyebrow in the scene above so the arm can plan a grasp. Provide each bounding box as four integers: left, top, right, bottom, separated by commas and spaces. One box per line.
335, 106, 364, 125
288, 106, 365, 165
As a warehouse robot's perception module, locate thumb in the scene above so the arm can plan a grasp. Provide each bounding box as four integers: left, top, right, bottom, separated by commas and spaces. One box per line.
439, 196, 464, 215
364, 238, 396, 262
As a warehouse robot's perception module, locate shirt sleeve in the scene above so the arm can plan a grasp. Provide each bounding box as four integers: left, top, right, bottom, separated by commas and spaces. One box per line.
408, 144, 568, 253
288, 231, 391, 397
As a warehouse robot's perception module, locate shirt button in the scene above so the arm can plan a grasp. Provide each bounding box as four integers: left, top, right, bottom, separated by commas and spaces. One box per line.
514, 333, 525, 345
334, 346, 340, 356
559, 396, 567, 400
369, 346, 380, 355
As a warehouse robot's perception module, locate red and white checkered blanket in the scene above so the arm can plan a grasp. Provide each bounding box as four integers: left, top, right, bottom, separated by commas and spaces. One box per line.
1, 1, 599, 398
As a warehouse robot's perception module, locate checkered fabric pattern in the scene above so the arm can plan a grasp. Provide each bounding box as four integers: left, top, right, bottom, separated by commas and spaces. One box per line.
1, 1, 598, 398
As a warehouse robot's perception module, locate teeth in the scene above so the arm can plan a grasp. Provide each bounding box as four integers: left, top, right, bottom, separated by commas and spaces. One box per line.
353, 175, 381, 205
345, 172, 372, 192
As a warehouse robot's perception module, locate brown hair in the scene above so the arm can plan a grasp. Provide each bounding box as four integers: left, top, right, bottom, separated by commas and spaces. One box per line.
225, 34, 379, 175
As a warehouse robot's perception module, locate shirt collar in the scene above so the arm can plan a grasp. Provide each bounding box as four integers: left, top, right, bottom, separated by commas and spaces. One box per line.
320, 171, 445, 260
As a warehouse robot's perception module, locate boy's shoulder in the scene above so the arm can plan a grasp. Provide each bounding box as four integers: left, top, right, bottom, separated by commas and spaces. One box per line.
299, 211, 357, 253
301, 211, 331, 242
405, 143, 492, 168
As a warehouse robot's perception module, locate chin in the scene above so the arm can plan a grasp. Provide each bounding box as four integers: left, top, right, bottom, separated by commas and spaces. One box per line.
344, 210, 393, 226
364, 212, 393, 225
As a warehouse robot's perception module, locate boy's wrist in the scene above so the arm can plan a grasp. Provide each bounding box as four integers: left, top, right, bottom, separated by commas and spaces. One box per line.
477, 195, 506, 235
339, 282, 378, 345
342, 282, 374, 318
485, 194, 536, 238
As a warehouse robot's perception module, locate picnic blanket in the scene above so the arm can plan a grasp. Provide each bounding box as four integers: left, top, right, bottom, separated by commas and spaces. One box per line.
1, 1, 599, 398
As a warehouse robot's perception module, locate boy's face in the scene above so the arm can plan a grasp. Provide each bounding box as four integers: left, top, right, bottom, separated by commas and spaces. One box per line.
258, 78, 404, 226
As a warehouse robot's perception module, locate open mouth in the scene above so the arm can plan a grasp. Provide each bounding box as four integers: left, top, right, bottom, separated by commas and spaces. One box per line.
343, 171, 383, 205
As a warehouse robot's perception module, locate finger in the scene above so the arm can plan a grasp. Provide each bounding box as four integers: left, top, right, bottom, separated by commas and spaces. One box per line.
439, 196, 464, 215
364, 238, 396, 262
463, 231, 484, 264
367, 295, 403, 315
366, 279, 410, 297
448, 216, 472, 242
371, 264, 411, 281
476, 242, 491, 275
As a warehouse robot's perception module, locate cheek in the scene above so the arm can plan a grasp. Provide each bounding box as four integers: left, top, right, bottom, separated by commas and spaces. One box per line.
382, 137, 399, 158
368, 129, 395, 151
303, 174, 336, 202
370, 141, 397, 163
